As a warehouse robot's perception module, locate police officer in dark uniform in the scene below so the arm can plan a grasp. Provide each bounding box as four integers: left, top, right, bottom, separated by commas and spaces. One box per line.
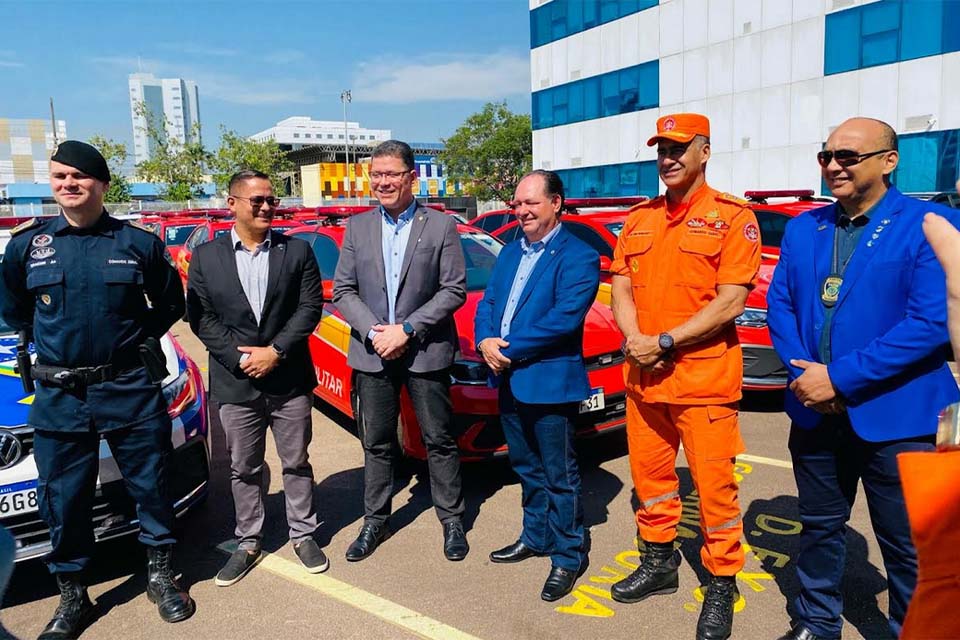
0, 141, 195, 639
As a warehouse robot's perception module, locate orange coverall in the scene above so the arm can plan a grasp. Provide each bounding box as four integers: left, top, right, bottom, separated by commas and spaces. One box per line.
898, 449, 960, 639
611, 183, 761, 576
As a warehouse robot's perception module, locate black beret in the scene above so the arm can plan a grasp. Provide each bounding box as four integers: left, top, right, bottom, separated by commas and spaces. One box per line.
50, 140, 111, 183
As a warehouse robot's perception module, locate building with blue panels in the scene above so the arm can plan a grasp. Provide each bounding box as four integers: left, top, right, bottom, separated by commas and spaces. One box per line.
530, 0, 960, 198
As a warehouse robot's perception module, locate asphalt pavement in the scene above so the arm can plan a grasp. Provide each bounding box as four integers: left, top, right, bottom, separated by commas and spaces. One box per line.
1, 322, 895, 640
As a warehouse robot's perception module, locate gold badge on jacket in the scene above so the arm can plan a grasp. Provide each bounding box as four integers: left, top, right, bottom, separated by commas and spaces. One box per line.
630, 257, 640, 273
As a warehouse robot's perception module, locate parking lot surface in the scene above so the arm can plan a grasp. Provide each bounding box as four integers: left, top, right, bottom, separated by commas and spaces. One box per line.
2, 323, 894, 639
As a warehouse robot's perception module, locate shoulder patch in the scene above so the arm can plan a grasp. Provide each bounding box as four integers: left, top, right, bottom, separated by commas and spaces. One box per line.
10, 218, 41, 236
716, 192, 749, 206
126, 220, 156, 235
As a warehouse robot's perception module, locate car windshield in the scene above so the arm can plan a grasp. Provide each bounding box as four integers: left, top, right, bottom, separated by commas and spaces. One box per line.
290, 232, 341, 280
461, 231, 501, 291
605, 222, 624, 237
165, 223, 200, 246
753, 210, 790, 249
214, 228, 232, 239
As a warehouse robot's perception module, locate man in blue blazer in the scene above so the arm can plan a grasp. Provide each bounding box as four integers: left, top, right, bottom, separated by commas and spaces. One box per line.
767, 117, 960, 640
474, 170, 600, 602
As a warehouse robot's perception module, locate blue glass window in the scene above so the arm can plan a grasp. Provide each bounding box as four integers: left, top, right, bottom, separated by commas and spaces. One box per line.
554, 161, 659, 198
824, 0, 960, 75
531, 0, 658, 49
531, 61, 659, 130
891, 128, 960, 193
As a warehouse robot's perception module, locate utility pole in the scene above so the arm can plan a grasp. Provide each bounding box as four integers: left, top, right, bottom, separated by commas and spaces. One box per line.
49, 98, 59, 146
340, 90, 352, 199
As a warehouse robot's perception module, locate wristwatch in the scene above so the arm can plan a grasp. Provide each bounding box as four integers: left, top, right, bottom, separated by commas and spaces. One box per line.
402, 321, 416, 338
658, 332, 675, 353
271, 343, 286, 360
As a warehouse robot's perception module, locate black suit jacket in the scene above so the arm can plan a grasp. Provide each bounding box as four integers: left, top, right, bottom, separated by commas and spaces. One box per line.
186, 230, 323, 404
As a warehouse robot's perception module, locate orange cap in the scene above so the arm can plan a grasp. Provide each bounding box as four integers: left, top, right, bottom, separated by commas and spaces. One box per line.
646, 113, 711, 146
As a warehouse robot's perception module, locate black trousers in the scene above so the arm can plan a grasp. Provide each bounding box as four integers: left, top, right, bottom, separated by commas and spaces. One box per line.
354, 366, 464, 525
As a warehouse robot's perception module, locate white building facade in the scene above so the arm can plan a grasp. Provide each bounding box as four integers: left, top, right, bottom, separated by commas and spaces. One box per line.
0, 117, 67, 184
530, 0, 960, 198
129, 73, 201, 166
250, 117, 391, 151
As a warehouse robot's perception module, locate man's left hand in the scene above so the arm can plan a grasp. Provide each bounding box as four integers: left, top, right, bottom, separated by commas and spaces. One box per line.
238, 345, 281, 378
789, 359, 838, 405
624, 333, 662, 367
371, 324, 410, 360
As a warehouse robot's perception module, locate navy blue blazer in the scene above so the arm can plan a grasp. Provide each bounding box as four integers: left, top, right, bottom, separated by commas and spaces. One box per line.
767, 187, 960, 441
474, 226, 600, 404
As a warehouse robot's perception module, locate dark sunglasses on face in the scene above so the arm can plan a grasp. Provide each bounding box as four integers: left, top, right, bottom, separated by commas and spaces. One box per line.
816, 148, 893, 168
230, 194, 281, 207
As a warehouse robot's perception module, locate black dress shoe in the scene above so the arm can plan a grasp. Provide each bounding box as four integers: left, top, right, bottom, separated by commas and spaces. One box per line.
345, 523, 390, 562
489, 540, 538, 564
38, 574, 95, 640
776, 625, 838, 640
541, 564, 585, 602
443, 521, 469, 561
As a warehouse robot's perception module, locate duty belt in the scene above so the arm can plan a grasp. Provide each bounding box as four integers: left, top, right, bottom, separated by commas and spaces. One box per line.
32, 358, 142, 390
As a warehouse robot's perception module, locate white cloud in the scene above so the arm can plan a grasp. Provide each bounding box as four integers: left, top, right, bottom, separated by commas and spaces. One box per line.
91, 55, 312, 106
0, 60, 24, 68
158, 43, 239, 57
352, 52, 530, 104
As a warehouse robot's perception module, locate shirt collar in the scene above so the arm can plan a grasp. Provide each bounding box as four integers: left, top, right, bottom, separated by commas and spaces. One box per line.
836, 202, 878, 229
53, 209, 114, 236
381, 199, 418, 225
521, 222, 562, 253
231, 226, 271, 251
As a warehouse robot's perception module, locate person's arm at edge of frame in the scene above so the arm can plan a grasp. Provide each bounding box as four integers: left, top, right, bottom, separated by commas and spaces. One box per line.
142, 236, 185, 338
923, 210, 960, 359
270, 239, 324, 354
0, 236, 33, 332
828, 214, 954, 405
402, 214, 467, 338
332, 215, 381, 340
185, 245, 244, 374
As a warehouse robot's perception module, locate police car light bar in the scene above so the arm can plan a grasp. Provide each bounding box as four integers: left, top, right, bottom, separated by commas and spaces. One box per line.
744, 189, 815, 202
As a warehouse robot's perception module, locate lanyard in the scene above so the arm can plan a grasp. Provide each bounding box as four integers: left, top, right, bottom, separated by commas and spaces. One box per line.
831, 221, 857, 277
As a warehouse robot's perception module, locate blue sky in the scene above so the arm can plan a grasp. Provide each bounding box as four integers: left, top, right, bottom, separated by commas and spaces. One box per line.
0, 0, 531, 158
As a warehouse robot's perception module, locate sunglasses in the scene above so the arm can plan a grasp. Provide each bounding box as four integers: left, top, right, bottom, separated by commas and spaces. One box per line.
816, 148, 893, 168
230, 194, 281, 207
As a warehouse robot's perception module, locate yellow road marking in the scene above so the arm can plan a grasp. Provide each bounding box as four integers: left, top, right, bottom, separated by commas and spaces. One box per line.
736, 453, 793, 470
217, 542, 482, 640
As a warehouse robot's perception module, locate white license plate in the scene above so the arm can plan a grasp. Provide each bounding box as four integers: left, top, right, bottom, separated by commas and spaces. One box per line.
579, 387, 605, 414
0, 480, 39, 517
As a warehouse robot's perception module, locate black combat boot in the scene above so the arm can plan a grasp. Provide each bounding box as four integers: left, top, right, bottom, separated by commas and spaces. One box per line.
38, 573, 95, 640
696, 575, 739, 640
610, 540, 680, 603
145, 545, 196, 623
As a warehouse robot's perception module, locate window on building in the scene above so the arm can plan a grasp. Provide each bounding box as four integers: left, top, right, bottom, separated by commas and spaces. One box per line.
304, 133, 311, 138
293, 133, 300, 138
328, 134, 333, 139
554, 161, 659, 198
531, 61, 658, 130
530, 0, 657, 49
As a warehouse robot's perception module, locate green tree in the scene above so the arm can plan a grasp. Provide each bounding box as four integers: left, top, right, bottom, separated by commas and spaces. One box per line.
440, 101, 532, 202
208, 127, 293, 195
132, 101, 208, 200
88, 135, 131, 203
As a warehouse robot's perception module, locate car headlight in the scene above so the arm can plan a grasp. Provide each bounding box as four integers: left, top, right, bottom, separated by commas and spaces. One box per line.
449, 360, 490, 386
162, 367, 197, 419
735, 307, 768, 328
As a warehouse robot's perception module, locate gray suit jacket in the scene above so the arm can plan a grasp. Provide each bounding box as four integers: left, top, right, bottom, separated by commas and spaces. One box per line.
332, 202, 466, 373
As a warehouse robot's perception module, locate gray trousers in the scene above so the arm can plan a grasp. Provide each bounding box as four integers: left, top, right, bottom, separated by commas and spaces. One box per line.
219, 393, 318, 551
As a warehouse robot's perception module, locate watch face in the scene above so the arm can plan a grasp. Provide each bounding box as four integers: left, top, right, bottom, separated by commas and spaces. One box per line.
658, 333, 674, 350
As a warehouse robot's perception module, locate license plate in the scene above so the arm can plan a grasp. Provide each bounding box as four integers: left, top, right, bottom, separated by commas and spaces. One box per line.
579, 387, 605, 414
0, 480, 39, 516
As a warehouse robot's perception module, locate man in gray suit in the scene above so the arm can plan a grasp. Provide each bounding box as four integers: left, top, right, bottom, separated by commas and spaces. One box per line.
333, 140, 468, 562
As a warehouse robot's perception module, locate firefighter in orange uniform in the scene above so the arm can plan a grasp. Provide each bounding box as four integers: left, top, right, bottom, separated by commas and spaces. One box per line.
609, 113, 761, 640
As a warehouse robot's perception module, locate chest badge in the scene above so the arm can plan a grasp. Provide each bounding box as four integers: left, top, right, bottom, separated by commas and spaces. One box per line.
630, 257, 640, 273
40, 294, 52, 306
743, 223, 760, 242
30, 247, 56, 260
705, 210, 719, 219
32, 234, 53, 247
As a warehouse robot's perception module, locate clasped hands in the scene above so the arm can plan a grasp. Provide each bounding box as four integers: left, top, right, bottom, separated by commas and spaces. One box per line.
371, 324, 410, 360
623, 333, 672, 375
789, 359, 844, 414
237, 345, 280, 379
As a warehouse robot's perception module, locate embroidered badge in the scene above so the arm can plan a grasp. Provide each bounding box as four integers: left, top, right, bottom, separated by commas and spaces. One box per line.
32, 234, 53, 247
30, 247, 55, 260
743, 223, 760, 242
630, 257, 640, 273
687, 218, 707, 228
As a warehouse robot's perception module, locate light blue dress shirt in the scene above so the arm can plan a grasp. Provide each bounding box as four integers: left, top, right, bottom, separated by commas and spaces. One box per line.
500, 223, 562, 338
367, 200, 417, 342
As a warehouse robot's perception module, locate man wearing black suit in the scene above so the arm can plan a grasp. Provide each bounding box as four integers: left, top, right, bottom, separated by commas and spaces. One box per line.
187, 170, 326, 585
333, 140, 468, 562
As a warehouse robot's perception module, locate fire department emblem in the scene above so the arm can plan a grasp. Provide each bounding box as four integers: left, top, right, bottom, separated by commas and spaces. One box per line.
663, 117, 676, 131
744, 223, 760, 242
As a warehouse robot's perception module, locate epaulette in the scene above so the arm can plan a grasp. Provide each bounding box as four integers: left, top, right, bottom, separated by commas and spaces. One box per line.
10, 217, 41, 236
716, 192, 749, 206
627, 195, 664, 212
